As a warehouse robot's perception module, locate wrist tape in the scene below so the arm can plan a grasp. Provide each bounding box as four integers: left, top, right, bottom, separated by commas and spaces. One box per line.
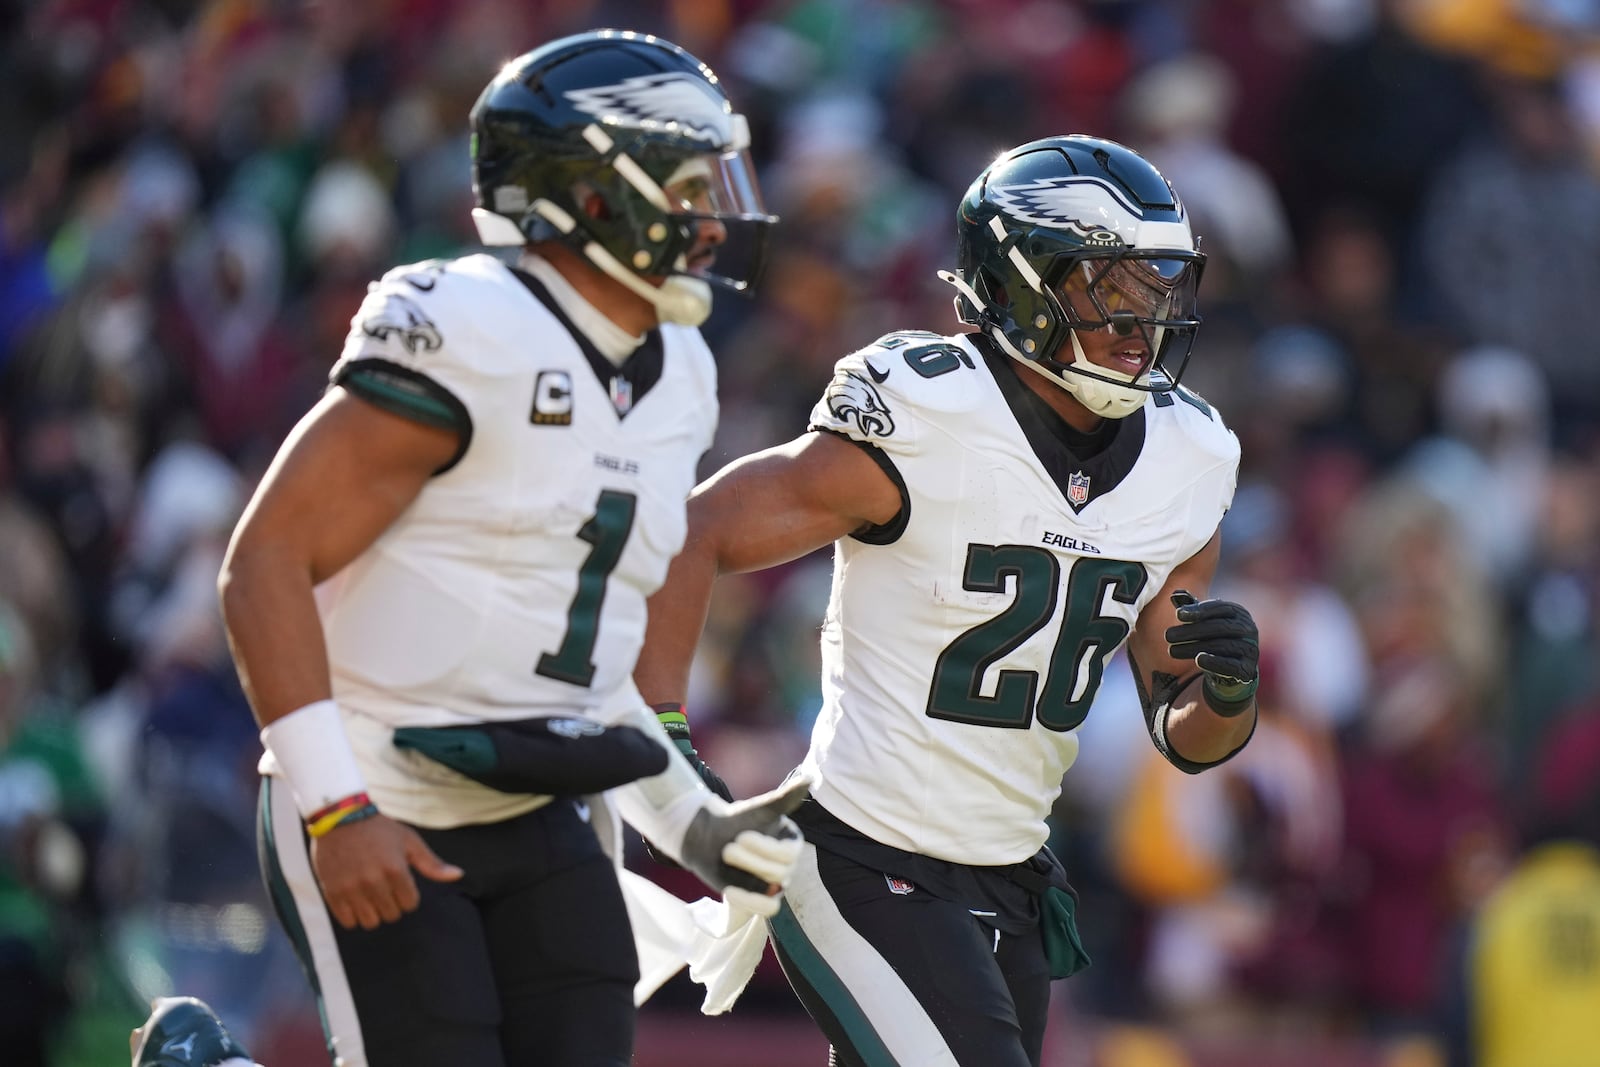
261, 699, 370, 820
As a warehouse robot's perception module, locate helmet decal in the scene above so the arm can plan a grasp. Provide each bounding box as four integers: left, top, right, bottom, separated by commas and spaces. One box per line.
988, 177, 1141, 245
565, 72, 734, 147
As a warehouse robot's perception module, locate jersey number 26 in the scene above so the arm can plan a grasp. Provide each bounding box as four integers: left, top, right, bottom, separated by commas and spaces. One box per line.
927, 548, 1148, 732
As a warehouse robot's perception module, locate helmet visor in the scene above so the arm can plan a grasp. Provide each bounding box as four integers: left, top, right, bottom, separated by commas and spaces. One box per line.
1055, 253, 1202, 329
663, 147, 775, 293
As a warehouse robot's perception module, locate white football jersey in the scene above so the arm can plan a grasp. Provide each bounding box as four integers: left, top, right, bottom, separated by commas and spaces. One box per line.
282, 253, 716, 826
799, 331, 1238, 864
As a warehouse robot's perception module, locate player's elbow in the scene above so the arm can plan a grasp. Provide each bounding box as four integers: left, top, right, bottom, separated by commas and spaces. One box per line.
215, 532, 288, 632
683, 492, 739, 577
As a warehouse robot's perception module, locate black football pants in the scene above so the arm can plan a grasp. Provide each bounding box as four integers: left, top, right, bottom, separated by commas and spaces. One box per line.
259, 778, 637, 1067
770, 841, 1050, 1067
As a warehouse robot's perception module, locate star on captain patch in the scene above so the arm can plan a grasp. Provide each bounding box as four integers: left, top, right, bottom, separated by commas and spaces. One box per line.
1068, 470, 1091, 507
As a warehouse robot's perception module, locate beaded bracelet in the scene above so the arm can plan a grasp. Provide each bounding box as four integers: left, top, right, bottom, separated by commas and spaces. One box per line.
306, 793, 380, 838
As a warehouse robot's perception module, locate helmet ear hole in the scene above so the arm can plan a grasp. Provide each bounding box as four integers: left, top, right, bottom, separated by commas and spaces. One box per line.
577, 188, 610, 222
977, 267, 1010, 312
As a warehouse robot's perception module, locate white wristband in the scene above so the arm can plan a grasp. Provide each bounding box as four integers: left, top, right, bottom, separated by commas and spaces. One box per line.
260, 699, 369, 819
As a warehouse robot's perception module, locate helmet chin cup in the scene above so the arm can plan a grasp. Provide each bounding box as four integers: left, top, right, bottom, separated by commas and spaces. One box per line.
1060, 332, 1147, 419
1066, 376, 1147, 419
581, 238, 713, 327
653, 276, 713, 326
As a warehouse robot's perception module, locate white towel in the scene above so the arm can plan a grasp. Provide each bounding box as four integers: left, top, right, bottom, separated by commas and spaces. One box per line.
684, 896, 770, 1015
617, 868, 771, 1014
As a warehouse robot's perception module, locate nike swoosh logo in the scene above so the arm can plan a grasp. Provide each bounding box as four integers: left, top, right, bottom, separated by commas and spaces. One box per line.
865, 360, 889, 384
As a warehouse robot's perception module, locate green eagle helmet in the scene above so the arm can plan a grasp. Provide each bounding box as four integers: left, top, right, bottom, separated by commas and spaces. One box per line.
941, 135, 1205, 418
470, 30, 776, 326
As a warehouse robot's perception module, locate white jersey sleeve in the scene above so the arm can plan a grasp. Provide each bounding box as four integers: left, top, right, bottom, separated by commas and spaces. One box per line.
328, 259, 481, 467
807, 331, 988, 543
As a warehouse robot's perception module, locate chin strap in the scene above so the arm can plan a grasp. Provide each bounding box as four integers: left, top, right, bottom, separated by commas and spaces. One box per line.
472, 203, 713, 327
936, 269, 986, 325
578, 240, 713, 327
1059, 331, 1148, 418
940, 268, 1147, 418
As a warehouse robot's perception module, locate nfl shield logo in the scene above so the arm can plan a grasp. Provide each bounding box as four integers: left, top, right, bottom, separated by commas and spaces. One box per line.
884, 875, 916, 896
1068, 470, 1091, 507
609, 376, 633, 416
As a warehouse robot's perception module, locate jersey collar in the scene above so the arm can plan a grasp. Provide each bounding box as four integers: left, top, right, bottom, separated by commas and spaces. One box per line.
976, 335, 1146, 514
511, 263, 665, 418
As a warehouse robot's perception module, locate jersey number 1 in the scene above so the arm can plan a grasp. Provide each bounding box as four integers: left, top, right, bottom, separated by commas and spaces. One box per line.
536, 489, 638, 687
927, 548, 1147, 731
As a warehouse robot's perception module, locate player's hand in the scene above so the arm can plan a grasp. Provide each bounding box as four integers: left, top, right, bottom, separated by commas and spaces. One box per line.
678, 777, 808, 919
311, 813, 464, 930
654, 704, 733, 801
1165, 590, 1260, 703
644, 704, 734, 868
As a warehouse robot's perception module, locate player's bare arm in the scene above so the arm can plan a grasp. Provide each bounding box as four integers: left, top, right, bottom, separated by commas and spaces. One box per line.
220, 389, 457, 719
1124, 528, 1258, 770
636, 430, 901, 705
219, 389, 464, 930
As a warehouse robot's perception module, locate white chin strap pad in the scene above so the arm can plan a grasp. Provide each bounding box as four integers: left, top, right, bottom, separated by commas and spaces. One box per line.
652, 276, 713, 327
583, 241, 714, 328
471, 207, 713, 328
1061, 331, 1148, 419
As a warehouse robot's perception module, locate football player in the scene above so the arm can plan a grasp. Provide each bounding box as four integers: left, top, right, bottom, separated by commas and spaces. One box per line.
219, 30, 803, 1067
635, 135, 1261, 1066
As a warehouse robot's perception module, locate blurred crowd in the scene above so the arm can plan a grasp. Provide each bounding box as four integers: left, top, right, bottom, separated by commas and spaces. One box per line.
4, 1, 1600, 1065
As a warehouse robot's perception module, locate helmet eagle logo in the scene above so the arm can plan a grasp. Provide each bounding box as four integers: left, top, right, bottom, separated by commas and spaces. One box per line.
989, 177, 1143, 244
566, 73, 732, 147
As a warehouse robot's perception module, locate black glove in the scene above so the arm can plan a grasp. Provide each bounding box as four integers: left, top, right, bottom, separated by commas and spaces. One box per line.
1165, 590, 1259, 714
653, 704, 733, 801
644, 704, 732, 869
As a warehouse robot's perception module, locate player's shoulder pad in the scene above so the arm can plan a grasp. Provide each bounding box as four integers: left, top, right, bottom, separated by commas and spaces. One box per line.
859, 330, 988, 400
825, 328, 988, 421
809, 330, 976, 450
1144, 383, 1240, 469
343, 253, 527, 377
